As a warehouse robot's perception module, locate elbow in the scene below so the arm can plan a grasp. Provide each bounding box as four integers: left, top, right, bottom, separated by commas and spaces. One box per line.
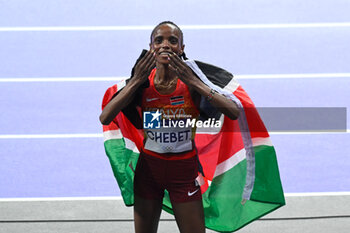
228, 101, 240, 120
234, 111, 240, 120
228, 110, 240, 120
227, 107, 240, 120
99, 113, 111, 125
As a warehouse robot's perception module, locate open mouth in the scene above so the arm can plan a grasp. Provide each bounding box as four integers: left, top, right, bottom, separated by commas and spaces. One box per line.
159, 51, 172, 56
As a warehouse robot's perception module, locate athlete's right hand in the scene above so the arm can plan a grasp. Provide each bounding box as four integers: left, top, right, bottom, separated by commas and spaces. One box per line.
130, 50, 156, 87
100, 50, 155, 125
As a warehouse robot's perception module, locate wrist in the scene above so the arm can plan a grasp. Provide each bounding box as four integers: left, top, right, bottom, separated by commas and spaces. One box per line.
186, 75, 202, 88
129, 76, 145, 89
206, 89, 217, 102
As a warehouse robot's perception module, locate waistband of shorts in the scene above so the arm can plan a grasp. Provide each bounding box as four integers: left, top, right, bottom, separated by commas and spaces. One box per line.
141, 148, 197, 160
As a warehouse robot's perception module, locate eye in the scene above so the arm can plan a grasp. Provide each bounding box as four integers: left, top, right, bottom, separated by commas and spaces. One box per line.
154, 37, 163, 44
169, 37, 178, 44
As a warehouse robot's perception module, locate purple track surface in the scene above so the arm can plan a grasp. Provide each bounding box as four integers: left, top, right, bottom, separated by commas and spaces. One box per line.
0, 0, 349, 198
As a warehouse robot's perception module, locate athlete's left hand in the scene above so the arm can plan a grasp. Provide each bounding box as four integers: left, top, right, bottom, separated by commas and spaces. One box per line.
167, 53, 198, 87
168, 52, 240, 120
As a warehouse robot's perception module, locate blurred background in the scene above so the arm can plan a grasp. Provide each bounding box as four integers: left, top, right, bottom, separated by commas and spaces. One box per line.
0, 0, 349, 232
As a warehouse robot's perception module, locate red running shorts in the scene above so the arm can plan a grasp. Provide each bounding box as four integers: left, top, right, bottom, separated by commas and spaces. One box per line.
134, 151, 202, 203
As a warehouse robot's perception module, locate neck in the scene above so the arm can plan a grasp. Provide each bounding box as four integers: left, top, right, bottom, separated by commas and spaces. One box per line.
155, 62, 177, 83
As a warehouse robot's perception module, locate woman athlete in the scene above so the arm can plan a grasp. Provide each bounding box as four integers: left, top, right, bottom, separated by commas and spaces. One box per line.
100, 21, 240, 233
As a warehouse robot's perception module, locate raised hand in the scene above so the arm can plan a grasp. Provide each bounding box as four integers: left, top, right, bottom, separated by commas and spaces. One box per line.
131, 50, 156, 87
167, 52, 240, 120
100, 50, 155, 125
167, 52, 197, 86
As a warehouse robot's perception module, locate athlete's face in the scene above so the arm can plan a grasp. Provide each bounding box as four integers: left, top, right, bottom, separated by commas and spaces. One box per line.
150, 24, 185, 64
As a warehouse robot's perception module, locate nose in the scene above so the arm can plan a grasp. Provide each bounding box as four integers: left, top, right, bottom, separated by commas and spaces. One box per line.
161, 39, 170, 49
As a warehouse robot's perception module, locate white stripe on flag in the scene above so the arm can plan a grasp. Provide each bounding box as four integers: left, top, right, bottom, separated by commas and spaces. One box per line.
117, 80, 127, 90
124, 137, 140, 153
252, 137, 273, 147
224, 78, 240, 93
213, 137, 273, 178
103, 130, 122, 141
214, 148, 246, 178
104, 130, 139, 153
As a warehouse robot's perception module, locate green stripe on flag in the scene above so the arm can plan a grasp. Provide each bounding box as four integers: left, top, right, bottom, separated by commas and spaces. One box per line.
202, 160, 247, 232
104, 138, 139, 206
104, 138, 284, 232
251, 145, 285, 204
198, 145, 284, 232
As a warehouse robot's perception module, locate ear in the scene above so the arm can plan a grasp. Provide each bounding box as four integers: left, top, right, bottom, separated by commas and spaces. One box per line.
180, 44, 185, 55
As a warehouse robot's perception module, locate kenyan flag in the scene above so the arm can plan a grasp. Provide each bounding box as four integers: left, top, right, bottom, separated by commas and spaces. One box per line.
102, 61, 285, 232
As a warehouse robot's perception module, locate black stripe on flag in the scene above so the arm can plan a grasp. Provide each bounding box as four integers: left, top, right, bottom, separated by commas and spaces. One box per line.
195, 60, 233, 88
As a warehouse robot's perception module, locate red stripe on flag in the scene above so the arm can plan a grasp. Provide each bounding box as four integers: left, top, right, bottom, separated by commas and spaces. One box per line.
102, 83, 144, 150
234, 86, 269, 138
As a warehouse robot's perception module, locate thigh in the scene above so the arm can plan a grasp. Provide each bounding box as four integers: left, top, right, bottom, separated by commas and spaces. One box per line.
167, 157, 205, 233
172, 199, 205, 233
166, 156, 201, 203
134, 194, 163, 233
134, 152, 165, 200
133, 152, 165, 233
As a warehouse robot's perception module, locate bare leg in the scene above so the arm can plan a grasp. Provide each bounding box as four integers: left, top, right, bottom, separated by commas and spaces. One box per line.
172, 199, 205, 233
134, 194, 163, 233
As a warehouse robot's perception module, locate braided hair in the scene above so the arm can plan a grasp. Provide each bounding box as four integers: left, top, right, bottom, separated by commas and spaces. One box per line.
150, 21, 188, 60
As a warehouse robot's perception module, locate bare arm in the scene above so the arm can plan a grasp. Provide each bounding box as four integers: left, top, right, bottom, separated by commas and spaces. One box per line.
99, 51, 156, 125
168, 53, 240, 120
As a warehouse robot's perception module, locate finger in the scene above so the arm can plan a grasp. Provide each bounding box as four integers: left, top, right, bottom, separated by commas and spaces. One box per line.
145, 50, 156, 67
133, 51, 154, 79
168, 63, 182, 78
168, 53, 186, 70
169, 56, 186, 75
167, 52, 181, 65
138, 50, 154, 68
146, 59, 156, 72
167, 58, 180, 73
168, 63, 176, 72
169, 52, 185, 64
144, 52, 156, 69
